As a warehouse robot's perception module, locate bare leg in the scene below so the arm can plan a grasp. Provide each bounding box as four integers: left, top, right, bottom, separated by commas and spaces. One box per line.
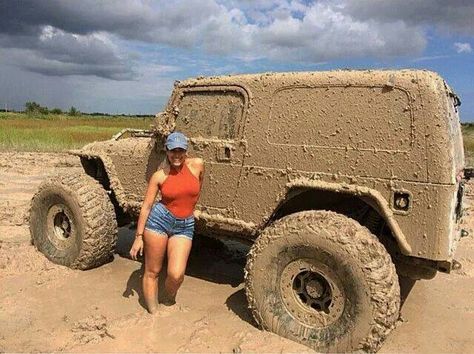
142, 230, 168, 313
164, 236, 193, 304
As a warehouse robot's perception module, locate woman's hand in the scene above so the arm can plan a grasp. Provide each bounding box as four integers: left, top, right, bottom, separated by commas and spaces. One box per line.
129, 236, 144, 260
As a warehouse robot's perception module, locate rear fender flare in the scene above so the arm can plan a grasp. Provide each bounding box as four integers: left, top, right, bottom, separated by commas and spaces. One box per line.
283, 178, 412, 255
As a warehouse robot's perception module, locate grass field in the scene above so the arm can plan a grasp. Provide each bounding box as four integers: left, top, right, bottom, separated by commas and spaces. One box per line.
462, 123, 474, 166
0, 112, 154, 151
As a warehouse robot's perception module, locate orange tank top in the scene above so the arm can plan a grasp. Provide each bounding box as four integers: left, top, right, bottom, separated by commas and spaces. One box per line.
160, 163, 200, 218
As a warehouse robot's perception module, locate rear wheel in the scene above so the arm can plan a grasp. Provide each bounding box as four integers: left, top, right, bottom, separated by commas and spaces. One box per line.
29, 173, 117, 269
245, 210, 400, 352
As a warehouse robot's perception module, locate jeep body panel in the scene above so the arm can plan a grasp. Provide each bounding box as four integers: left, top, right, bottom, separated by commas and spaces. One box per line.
73, 70, 465, 263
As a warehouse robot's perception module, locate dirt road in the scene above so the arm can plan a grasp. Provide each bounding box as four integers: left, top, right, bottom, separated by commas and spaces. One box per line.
1, 152, 473, 353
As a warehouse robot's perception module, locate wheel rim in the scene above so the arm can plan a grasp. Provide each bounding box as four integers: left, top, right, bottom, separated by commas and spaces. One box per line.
280, 258, 345, 327
46, 204, 76, 250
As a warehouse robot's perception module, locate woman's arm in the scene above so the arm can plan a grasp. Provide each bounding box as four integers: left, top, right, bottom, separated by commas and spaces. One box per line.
196, 158, 205, 192
135, 171, 163, 236
186, 157, 205, 190
130, 170, 163, 260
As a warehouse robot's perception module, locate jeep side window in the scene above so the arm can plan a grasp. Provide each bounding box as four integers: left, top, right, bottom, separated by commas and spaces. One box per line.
174, 90, 244, 139
268, 86, 413, 151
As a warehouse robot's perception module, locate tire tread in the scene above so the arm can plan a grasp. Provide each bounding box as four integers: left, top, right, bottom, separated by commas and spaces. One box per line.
245, 210, 400, 352
29, 172, 117, 270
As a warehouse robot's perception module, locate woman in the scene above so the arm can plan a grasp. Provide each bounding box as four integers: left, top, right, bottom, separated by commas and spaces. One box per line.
129, 131, 204, 314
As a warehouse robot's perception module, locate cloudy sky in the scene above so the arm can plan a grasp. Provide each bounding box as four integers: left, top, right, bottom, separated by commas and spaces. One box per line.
0, 0, 473, 120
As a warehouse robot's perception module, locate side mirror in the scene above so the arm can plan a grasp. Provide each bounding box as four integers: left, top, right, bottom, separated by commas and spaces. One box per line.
155, 111, 167, 125
153, 111, 176, 138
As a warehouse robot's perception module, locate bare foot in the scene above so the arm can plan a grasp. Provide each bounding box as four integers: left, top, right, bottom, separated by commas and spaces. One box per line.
146, 302, 159, 314
161, 293, 176, 306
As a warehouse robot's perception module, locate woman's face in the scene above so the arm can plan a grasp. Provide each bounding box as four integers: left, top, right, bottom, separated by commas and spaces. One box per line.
166, 148, 187, 167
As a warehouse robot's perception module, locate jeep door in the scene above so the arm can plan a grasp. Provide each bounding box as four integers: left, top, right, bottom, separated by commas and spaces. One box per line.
171, 85, 248, 217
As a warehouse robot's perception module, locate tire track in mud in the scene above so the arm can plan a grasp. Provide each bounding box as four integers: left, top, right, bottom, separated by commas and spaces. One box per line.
0, 152, 81, 242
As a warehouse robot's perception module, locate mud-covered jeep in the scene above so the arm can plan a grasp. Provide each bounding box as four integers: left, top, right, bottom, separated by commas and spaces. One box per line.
29, 70, 469, 352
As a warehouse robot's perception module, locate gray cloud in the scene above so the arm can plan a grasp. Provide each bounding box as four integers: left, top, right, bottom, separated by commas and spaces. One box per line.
183, 1, 428, 61
0, 29, 135, 80
1, 0, 473, 80
0, 1, 221, 46
0, 1, 147, 37
0, 0, 437, 69
341, 0, 474, 35
0, 2, 137, 80
251, 2, 427, 61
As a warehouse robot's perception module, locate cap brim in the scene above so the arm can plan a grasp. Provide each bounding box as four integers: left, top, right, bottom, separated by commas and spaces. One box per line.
166, 142, 188, 150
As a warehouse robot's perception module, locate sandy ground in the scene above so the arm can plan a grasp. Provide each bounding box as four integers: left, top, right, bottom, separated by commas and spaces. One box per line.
0, 152, 473, 353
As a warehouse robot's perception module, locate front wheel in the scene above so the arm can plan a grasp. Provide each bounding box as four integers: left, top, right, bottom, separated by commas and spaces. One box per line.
29, 173, 118, 270
245, 211, 400, 352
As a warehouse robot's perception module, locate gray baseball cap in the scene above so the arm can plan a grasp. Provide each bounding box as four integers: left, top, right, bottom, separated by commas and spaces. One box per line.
165, 132, 188, 150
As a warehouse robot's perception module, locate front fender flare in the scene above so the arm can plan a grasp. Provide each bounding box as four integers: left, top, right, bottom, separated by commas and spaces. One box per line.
68, 149, 139, 214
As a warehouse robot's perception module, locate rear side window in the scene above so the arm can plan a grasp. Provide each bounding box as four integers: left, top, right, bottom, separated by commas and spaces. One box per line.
268, 86, 413, 151
175, 90, 245, 139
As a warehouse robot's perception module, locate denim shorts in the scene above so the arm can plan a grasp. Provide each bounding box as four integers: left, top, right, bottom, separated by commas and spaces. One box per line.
145, 203, 194, 240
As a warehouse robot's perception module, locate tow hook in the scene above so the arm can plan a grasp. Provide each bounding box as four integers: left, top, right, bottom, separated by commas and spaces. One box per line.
461, 229, 469, 238
452, 260, 462, 271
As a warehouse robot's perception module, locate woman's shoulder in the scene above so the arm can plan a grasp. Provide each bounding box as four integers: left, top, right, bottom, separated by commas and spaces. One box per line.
186, 157, 204, 168
152, 166, 169, 184
186, 158, 204, 178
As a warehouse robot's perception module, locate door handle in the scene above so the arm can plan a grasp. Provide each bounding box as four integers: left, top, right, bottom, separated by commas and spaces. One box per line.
216, 145, 232, 162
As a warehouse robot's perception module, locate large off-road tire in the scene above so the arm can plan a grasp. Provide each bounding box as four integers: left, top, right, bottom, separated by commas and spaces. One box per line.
245, 210, 400, 353
29, 173, 118, 270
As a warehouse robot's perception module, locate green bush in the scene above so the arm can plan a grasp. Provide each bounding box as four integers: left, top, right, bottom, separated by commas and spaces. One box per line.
50, 108, 63, 114
68, 106, 80, 116
25, 101, 48, 115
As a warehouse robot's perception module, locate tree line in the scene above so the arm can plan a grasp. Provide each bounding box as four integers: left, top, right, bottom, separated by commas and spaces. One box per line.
24, 101, 80, 116
18, 101, 154, 118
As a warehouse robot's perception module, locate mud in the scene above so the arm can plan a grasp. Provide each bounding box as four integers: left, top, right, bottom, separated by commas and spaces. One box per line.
83, 70, 464, 263
1, 152, 473, 352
